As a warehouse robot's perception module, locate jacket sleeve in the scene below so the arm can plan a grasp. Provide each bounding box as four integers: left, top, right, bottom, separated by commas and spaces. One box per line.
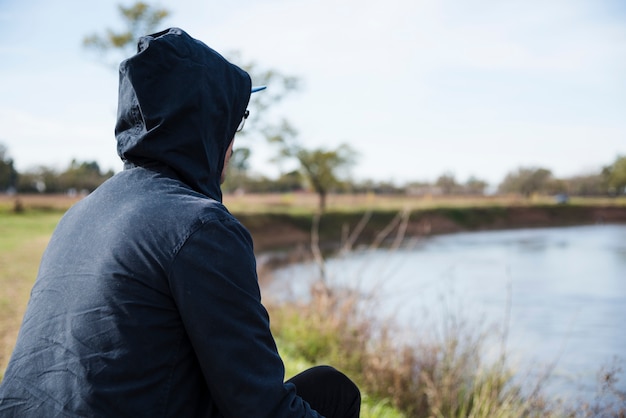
168, 216, 323, 418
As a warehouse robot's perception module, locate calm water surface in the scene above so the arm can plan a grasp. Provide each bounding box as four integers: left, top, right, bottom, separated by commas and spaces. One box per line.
269, 224, 626, 400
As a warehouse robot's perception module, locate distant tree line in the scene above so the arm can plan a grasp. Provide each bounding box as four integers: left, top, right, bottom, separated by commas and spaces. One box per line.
0, 148, 114, 194
496, 160, 626, 198
225, 154, 624, 199
1, 142, 624, 200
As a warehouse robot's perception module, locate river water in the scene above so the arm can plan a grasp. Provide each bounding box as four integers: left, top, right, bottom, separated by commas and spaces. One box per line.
268, 224, 626, 402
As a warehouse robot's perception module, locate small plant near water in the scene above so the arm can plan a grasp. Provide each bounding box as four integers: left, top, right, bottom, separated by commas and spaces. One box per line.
269, 282, 546, 417
269, 276, 626, 417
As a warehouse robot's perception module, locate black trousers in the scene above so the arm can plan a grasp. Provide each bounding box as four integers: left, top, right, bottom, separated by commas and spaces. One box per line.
286, 366, 361, 418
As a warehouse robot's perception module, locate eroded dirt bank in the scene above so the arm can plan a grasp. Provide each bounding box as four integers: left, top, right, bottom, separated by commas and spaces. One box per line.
238, 205, 626, 254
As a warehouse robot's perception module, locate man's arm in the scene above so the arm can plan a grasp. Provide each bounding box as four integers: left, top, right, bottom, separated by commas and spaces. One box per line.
169, 215, 322, 418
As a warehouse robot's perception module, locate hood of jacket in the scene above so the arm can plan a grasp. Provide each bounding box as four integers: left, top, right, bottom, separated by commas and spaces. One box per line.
115, 28, 251, 202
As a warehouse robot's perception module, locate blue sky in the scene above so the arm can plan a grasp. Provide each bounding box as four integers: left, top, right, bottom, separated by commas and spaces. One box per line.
1, 0, 625, 186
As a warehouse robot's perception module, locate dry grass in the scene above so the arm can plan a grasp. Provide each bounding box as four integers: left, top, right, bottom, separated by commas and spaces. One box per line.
0, 194, 82, 213
225, 192, 626, 214
3, 192, 625, 215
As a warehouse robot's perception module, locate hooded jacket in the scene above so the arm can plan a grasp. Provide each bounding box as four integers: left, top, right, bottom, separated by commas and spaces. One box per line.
0, 28, 322, 418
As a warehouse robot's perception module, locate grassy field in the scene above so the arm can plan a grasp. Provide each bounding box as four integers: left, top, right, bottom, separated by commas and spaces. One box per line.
0, 210, 61, 373
1, 193, 625, 416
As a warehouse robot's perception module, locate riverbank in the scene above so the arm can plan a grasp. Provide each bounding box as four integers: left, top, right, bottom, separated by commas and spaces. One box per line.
240, 204, 626, 253
3, 193, 625, 253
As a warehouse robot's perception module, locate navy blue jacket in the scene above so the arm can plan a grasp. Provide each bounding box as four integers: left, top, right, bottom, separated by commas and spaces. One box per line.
0, 28, 322, 418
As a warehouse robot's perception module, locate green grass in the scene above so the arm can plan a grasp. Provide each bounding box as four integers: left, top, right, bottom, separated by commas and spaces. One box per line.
0, 211, 62, 250
278, 337, 408, 417
0, 210, 63, 374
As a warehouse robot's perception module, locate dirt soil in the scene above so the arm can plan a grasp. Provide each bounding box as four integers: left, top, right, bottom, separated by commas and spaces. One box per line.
244, 205, 626, 254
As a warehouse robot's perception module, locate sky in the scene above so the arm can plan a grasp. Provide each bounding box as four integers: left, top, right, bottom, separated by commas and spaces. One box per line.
1, 0, 625, 187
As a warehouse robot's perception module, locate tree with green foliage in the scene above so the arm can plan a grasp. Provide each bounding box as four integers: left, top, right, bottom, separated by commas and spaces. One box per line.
269, 122, 357, 211
565, 173, 605, 196
435, 172, 459, 195
433, 173, 489, 195
15, 161, 113, 194
464, 176, 488, 195
0, 143, 18, 192
602, 155, 626, 195
16, 166, 60, 193
498, 167, 553, 197
301, 146, 356, 210
58, 160, 115, 193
